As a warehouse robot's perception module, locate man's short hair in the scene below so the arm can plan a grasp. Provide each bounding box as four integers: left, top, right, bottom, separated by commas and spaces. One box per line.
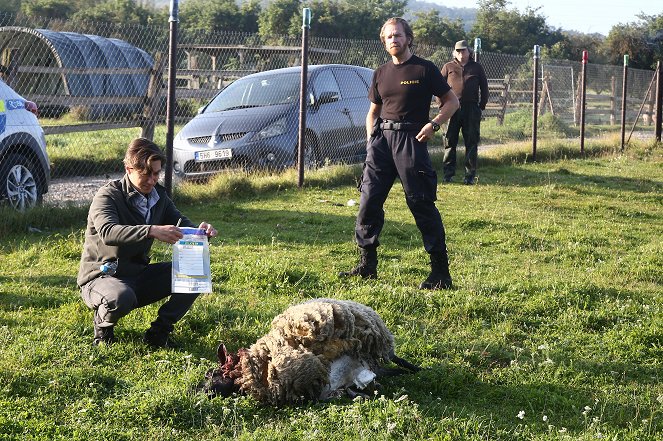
380, 17, 414, 49
123, 137, 166, 174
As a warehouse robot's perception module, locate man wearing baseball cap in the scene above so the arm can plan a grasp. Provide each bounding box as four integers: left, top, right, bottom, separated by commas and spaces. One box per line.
440, 39, 489, 185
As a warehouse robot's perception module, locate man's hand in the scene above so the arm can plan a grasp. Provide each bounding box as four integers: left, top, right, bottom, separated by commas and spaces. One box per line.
149, 225, 184, 244
198, 222, 218, 238
415, 123, 436, 142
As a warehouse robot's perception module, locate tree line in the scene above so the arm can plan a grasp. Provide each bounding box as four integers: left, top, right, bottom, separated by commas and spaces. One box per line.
3, 0, 662, 69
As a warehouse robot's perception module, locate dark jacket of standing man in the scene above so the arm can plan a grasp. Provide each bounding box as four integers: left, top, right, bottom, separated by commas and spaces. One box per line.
441, 39, 489, 185
78, 137, 218, 347
339, 17, 460, 290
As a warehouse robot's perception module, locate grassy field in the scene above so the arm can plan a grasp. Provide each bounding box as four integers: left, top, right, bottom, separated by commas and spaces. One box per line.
0, 138, 661, 440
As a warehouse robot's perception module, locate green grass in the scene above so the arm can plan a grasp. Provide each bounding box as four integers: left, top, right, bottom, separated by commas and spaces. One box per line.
44, 123, 184, 178
0, 139, 661, 440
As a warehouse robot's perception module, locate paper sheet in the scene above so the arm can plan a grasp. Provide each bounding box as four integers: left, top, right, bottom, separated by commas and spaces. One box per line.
177, 241, 205, 276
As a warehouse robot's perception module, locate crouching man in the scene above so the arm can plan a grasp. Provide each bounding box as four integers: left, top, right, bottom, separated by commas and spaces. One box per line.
77, 138, 217, 347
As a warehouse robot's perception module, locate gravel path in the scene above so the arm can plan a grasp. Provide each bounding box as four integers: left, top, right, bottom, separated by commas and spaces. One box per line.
44, 173, 123, 207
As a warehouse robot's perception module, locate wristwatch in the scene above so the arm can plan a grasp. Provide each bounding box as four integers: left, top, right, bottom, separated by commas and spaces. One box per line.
429, 120, 441, 132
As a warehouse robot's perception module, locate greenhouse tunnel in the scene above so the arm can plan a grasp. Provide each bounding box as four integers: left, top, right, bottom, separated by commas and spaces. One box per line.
0, 26, 154, 118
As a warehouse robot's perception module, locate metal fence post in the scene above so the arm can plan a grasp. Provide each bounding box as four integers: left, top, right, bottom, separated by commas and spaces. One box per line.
580, 50, 588, 154
621, 54, 629, 152
474, 38, 481, 63
164, 0, 179, 197
297, 8, 311, 188
656, 61, 662, 143
532, 45, 540, 160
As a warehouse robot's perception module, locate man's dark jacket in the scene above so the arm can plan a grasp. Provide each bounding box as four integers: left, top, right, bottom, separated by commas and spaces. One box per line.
441, 59, 489, 110
77, 174, 193, 287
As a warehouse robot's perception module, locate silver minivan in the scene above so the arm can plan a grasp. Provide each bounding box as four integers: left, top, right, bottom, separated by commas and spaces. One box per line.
173, 64, 373, 179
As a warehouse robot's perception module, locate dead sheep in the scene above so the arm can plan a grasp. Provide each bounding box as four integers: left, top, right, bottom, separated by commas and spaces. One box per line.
202, 298, 420, 405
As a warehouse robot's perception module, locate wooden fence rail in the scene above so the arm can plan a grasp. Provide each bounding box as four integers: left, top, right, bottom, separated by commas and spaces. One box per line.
11, 48, 520, 136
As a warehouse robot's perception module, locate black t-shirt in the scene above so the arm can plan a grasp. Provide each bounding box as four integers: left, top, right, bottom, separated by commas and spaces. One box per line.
368, 55, 451, 123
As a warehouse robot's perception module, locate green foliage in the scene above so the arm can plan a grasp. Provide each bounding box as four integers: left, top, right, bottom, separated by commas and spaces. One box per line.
71, 0, 153, 26
20, 0, 75, 20
257, 0, 407, 40
604, 13, 663, 69
548, 32, 609, 65
258, 0, 300, 40
471, 0, 566, 54
410, 9, 466, 48
179, 0, 259, 33
1, 141, 661, 439
8, 0, 660, 67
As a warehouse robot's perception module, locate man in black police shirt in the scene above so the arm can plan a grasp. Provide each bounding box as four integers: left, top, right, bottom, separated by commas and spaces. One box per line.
340, 17, 460, 290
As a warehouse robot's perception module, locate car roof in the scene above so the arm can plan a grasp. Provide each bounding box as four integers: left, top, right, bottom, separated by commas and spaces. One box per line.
244, 64, 373, 79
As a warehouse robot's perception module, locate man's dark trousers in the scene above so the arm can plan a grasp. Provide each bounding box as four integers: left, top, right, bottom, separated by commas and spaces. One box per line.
355, 128, 447, 253
80, 262, 199, 334
443, 104, 482, 181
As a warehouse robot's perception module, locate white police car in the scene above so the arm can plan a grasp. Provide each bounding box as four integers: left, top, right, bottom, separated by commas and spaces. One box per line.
0, 78, 49, 211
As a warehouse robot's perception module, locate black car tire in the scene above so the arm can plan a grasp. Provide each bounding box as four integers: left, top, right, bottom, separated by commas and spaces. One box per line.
0, 153, 42, 211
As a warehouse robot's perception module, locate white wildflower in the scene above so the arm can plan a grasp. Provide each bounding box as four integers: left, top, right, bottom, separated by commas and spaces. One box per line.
543, 415, 548, 422
517, 410, 525, 419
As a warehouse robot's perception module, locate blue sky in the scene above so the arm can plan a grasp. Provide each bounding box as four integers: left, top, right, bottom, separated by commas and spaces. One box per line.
430, 0, 661, 35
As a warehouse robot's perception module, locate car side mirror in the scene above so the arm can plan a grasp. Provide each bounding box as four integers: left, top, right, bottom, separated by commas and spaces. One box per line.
316, 91, 339, 105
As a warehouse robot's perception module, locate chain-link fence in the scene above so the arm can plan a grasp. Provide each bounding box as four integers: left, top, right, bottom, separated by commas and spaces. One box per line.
0, 13, 659, 208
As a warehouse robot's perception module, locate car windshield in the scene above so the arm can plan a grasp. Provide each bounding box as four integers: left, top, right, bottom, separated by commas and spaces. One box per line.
205, 72, 302, 112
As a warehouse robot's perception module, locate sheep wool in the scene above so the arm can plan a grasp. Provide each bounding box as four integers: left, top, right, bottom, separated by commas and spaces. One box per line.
232, 298, 403, 405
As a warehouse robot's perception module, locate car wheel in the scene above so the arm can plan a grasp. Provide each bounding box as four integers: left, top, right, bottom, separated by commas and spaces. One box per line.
0, 153, 41, 211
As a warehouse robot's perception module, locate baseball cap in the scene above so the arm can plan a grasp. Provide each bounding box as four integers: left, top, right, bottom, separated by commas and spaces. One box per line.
454, 40, 469, 51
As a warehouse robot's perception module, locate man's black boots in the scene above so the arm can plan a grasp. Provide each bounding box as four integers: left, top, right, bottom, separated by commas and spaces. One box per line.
419, 251, 453, 290
339, 247, 378, 279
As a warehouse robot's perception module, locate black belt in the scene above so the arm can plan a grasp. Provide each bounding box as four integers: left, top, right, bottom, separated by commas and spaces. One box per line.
379, 120, 424, 131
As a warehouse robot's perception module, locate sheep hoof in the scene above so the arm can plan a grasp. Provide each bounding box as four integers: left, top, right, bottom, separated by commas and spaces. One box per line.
346, 386, 371, 400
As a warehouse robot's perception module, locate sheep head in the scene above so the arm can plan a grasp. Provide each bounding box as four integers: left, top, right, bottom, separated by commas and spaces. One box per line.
202, 343, 245, 398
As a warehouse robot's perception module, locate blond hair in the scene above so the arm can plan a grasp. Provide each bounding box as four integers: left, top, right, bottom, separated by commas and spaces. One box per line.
379, 17, 414, 49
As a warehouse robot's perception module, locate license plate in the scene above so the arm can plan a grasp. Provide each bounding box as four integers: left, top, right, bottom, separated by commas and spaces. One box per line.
195, 148, 232, 161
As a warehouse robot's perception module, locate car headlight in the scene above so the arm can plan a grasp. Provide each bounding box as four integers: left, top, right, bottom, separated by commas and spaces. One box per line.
253, 116, 288, 140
